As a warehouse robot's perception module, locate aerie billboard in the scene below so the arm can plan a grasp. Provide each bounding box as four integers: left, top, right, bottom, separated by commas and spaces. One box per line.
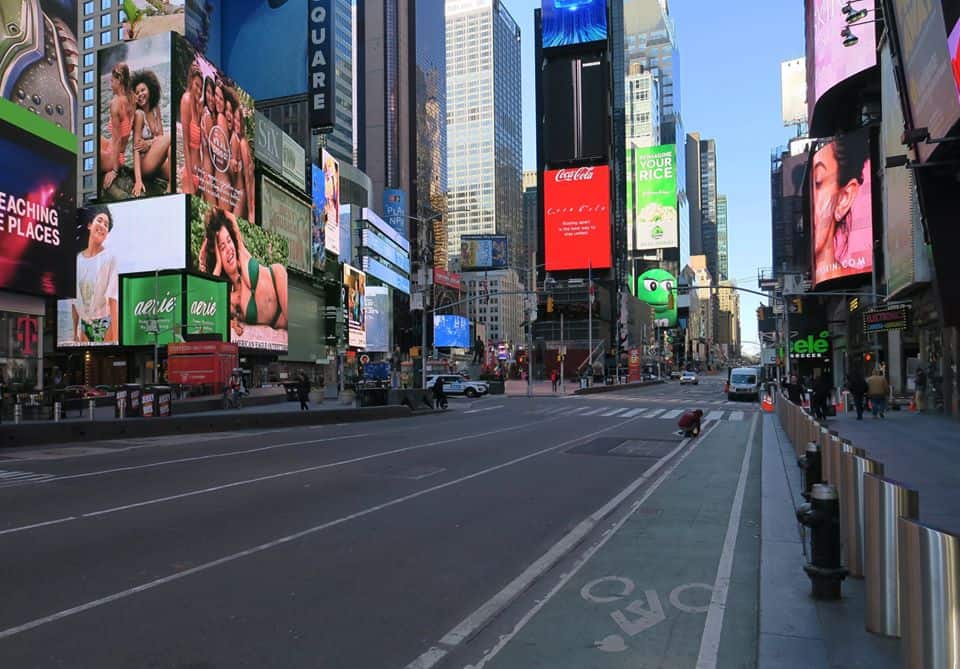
543, 165, 611, 271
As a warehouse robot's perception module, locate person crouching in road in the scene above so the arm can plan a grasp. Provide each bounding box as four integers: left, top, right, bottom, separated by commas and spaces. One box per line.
867, 369, 889, 418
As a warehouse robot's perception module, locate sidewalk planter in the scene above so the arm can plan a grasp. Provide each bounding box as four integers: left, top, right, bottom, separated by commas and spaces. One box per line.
485, 381, 505, 395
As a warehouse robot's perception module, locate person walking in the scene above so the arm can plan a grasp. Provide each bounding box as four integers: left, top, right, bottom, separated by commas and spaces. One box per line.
914, 366, 927, 412
812, 373, 832, 422
550, 369, 559, 393
297, 372, 311, 411
390, 346, 402, 390
846, 368, 868, 420
866, 369, 889, 418
472, 337, 484, 365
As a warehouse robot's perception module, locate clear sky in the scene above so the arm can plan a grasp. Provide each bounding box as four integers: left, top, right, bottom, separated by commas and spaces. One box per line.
503, 0, 805, 355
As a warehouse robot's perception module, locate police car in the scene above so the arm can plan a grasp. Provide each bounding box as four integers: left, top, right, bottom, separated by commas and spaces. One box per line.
426, 375, 489, 398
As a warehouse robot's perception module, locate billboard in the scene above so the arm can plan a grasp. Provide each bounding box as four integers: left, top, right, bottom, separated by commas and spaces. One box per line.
189, 198, 289, 351
186, 274, 228, 339
0, 107, 77, 298
541, 0, 608, 49
361, 230, 411, 273
635, 268, 678, 328
122, 0, 221, 58
542, 54, 608, 164
311, 165, 326, 267
781, 151, 809, 199
255, 111, 305, 190
811, 129, 873, 286
121, 273, 182, 346
261, 177, 312, 274
806, 0, 876, 117
434, 315, 471, 348
781, 58, 807, 127
460, 235, 508, 270
98, 33, 174, 202
1, 1, 78, 135
314, 149, 341, 256
383, 189, 408, 239
628, 144, 677, 251
543, 165, 611, 271
343, 263, 366, 348
174, 35, 257, 221
364, 286, 391, 353
57, 195, 188, 347
309, 0, 336, 131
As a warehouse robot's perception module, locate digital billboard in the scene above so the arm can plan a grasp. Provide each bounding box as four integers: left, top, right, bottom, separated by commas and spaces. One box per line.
544, 165, 611, 271
121, 273, 182, 346
189, 198, 289, 351
0, 105, 77, 298
1, 1, 78, 135
364, 286, 391, 353
57, 195, 188, 347
309, 0, 336, 131
628, 144, 677, 251
122, 0, 221, 58
186, 274, 228, 339
542, 54, 608, 164
383, 189, 408, 239
806, 0, 876, 117
541, 0, 608, 49
635, 268, 678, 328
261, 177, 312, 274
461, 236, 508, 270
322, 149, 341, 256
98, 33, 174, 202
781, 58, 807, 127
311, 165, 326, 268
174, 35, 257, 223
343, 263, 366, 348
811, 129, 873, 286
434, 315, 471, 349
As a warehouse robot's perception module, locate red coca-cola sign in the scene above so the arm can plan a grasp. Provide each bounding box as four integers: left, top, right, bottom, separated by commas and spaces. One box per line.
544, 165, 611, 271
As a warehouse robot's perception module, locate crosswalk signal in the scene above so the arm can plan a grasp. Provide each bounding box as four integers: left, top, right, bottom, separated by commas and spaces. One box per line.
547, 296, 554, 313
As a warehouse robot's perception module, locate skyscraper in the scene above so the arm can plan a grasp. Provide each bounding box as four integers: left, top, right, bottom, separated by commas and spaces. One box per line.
624, 62, 660, 149
522, 170, 538, 272
717, 194, 728, 281
445, 0, 522, 267
622, 0, 680, 144
698, 137, 718, 282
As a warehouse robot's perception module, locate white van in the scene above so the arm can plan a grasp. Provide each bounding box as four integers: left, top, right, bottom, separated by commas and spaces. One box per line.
728, 367, 761, 401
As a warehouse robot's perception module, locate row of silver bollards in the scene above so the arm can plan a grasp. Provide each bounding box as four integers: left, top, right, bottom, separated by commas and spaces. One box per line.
776, 393, 958, 668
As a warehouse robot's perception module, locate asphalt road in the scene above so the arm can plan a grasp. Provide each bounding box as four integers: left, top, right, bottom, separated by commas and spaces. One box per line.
0, 376, 760, 668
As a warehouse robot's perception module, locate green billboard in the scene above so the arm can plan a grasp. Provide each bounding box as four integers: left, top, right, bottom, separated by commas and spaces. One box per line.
121, 274, 182, 346
186, 275, 228, 339
627, 144, 677, 251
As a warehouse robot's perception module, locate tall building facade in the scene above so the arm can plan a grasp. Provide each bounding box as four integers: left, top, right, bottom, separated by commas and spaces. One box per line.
717, 194, 728, 281
698, 137, 718, 282
624, 63, 660, 149
522, 170, 538, 275
462, 269, 523, 345
622, 0, 679, 143
445, 0, 522, 267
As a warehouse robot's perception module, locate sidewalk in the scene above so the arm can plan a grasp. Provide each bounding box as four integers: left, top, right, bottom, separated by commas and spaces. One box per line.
504, 380, 578, 396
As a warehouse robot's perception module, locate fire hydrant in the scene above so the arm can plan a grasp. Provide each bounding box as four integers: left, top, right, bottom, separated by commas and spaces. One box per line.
797, 441, 821, 501
796, 483, 847, 599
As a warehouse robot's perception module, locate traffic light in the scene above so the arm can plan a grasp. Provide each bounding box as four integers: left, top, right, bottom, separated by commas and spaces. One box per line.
546, 296, 554, 313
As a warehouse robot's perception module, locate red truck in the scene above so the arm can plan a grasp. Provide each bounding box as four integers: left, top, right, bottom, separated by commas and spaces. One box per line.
166, 341, 239, 395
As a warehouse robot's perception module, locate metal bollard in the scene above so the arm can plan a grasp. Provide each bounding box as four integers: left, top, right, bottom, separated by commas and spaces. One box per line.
897, 517, 960, 668
863, 474, 918, 637
796, 483, 848, 599
118, 398, 126, 421
840, 452, 884, 578
54, 401, 62, 422
822, 434, 840, 485
14, 402, 22, 424
88, 398, 95, 422
798, 441, 821, 500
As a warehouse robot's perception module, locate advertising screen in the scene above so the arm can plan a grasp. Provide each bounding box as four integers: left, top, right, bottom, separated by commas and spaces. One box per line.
628, 144, 677, 251
383, 189, 408, 240
544, 165, 611, 271
122, 0, 221, 58
434, 315, 471, 349
460, 236, 508, 270
0, 109, 77, 298
322, 150, 341, 256
806, 0, 876, 116
186, 274, 228, 339
98, 33, 174, 202
811, 129, 873, 286
542, 54, 608, 164
121, 273, 182, 346
362, 230, 411, 273
364, 286, 391, 353
57, 195, 187, 347
189, 198, 289, 352
343, 263, 366, 349
1, 1, 78, 135
635, 268, 678, 328
781, 58, 807, 127
311, 165, 326, 268
541, 0, 608, 49
261, 177, 312, 274
173, 35, 256, 222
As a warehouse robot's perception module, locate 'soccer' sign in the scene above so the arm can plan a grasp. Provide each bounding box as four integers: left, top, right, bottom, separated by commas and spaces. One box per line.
309, 0, 335, 132
544, 165, 611, 271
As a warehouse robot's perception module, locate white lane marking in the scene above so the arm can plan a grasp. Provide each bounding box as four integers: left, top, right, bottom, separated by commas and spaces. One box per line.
642, 409, 665, 418
601, 408, 628, 417
0, 471, 43, 479
457, 420, 723, 669
570, 406, 594, 414
621, 408, 647, 418
695, 413, 759, 669
661, 409, 684, 420
0, 415, 643, 642
463, 405, 504, 415
581, 407, 607, 416
0, 420, 550, 537
703, 410, 726, 422
728, 411, 745, 422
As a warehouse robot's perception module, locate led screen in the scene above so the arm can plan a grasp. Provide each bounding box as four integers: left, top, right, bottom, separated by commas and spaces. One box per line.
261, 177, 312, 274
460, 235, 508, 270
57, 195, 188, 347
121, 273, 182, 346
542, 54, 608, 164
364, 286, 391, 353
322, 149, 341, 256
311, 165, 326, 268
541, 0, 608, 49
383, 189, 408, 240
811, 129, 873, 286
189, 198, 289, 352
122, 0, 221, 59
343, 263, 366, 348
635, 268, 677, 328
628, 144, 677, 251
806, 0, 876, 116
434, 315, 471, 349
544, 165, 611, 271
186, 274, 228, 340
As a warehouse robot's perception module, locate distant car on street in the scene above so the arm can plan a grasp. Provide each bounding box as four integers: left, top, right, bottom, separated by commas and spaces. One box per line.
669, 370, 682, 380
727, 367, 762, 401
679, 371, 699, 385
425, 375, 489, 398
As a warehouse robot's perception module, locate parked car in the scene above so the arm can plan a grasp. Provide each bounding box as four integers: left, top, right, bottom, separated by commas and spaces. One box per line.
425, 375, 489, 398
669, 370, 682, 380
679, 371, 699, 386
727, 367, 762, 401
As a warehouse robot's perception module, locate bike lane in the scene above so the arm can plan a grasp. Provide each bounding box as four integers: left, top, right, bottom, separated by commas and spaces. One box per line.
466, 415, 762, 669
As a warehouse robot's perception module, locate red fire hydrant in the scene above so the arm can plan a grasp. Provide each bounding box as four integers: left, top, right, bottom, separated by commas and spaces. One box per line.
678, 409, 703, 437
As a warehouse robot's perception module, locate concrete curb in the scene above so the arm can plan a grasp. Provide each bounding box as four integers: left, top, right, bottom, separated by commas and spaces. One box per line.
573, 379, 667, 396
0, 405, 416, 449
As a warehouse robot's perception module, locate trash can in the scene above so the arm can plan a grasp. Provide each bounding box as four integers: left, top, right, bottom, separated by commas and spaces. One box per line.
140, 387, 156, 417
154, 386, 172, 416
125, 384, 142, 415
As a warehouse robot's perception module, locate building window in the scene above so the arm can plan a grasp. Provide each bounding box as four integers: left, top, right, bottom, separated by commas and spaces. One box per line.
84, 1, 94, 15
83, 104, 94, 119
101, 13, 112, 28
83, 139, 94, 154
84, 18, 94, 32
83, 87, 94, 102
83, 35, 94, 50
83, 122, 94, 136
83, 157, 94, 171
83, 174, 94, 190
83, 70, 94, 85
101, 0, 112, 9
100, 31, 112, 45
84, 53, 94, 67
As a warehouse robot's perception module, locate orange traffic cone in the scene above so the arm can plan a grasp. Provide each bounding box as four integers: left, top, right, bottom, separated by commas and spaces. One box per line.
908, 399, 916, 412
761, 392, 774, 413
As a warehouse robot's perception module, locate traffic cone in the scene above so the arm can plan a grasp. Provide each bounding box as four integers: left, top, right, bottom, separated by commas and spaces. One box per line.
908, 398, 916, 412
762, 392, 774, 413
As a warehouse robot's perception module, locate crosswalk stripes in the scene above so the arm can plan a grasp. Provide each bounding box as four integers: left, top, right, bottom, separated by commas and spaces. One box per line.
533, 403, 753, 423
702, 410, 726, 422
600, 408, 628, 417
580, 407, 607, 416
0, 469, 56, 487
621, 408, 646, 418
642, 408, 665, 418
728, 411, 745, 422
661, 409, 684, 420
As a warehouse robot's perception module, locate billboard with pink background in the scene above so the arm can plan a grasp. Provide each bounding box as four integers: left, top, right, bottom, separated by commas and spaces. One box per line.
807, 0, 876, 112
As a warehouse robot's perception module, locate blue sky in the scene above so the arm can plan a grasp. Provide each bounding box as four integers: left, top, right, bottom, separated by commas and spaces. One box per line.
504, 0, 805, 353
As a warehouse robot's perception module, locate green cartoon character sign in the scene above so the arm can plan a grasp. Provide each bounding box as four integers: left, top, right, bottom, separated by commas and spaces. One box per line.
636, 268, 678, 327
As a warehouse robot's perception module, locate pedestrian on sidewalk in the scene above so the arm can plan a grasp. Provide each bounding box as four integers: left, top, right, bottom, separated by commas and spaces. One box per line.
472, 336, 484, 364
812, 373, 832, 421
390, 346, 402, 390
550, 369, 558, 393
297, 372, 311, 411
914, 366, 927, 412
867, 368, 889, 418
846, 367, 868, 420
785, 373, 803, 405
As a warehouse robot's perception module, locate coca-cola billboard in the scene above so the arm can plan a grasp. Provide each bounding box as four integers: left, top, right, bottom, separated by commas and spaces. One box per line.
544, 165, 611, 271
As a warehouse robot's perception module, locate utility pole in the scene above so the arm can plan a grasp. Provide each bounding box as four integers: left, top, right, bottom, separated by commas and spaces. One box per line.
587, 261, 593, 381
560, 310, 565, 394
527, 249, 534, 398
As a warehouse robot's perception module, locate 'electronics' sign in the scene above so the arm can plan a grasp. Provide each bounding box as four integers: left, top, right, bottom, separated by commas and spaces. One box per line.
543, 165, 611, 271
